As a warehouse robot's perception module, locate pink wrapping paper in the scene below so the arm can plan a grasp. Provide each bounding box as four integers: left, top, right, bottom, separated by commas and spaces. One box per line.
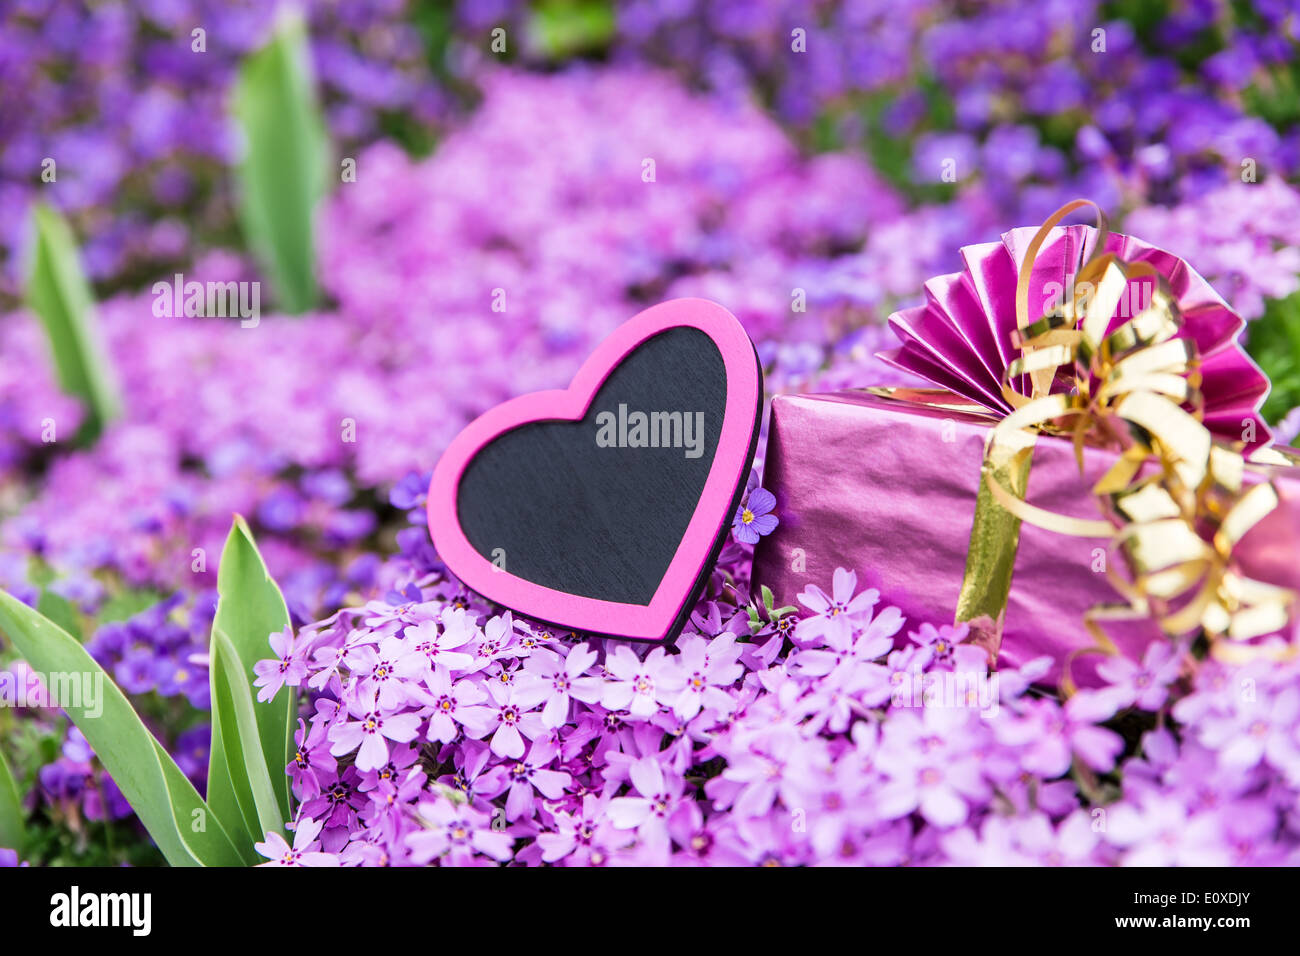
750, 389, 1300, 687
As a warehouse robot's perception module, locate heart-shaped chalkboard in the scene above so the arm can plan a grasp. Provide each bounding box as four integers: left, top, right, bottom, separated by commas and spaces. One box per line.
428, 299, 762, 643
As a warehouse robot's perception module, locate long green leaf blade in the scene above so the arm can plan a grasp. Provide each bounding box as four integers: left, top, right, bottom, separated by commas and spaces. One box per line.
232, 10, 327, 313
214, 628, 286, 839
208, 515, 295, 827
24, 203, 122, 441
0, 743, 23, 853
0, 590, 243, 866
206, 667, 263, 864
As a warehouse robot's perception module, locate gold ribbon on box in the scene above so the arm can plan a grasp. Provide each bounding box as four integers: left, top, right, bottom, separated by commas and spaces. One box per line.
889, 200, 1298, 693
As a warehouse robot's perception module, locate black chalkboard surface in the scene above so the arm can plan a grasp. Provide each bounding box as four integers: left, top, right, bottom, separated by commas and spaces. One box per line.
428, 299, 763, 644
459, 326, 731, 604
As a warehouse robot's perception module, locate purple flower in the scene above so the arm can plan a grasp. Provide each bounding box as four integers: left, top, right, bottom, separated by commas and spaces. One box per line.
443, 741, 510, 809
995, 692, 1124, 777
398, 611, 478, 676
328, 692, 422, 772
516, 643, 602, 728
942, 810, 1104, 866
300, 764, 365, 839
346, 634, 414, 710
460, 681, 545, 759
503, 739, 572, 822
254, 817, 340, 867
114, 649, 157, 695
1192, 684, 1300, 774
670, 633, 743, 721
908, 621, 987, 672
1096, 640, 1184, 711
411, 668, 491, 744
713, 726, 805, 818
875, 708, 990, 828
1104, 793, 1232, 867
253, 626, 308, 703
288, 718, 336, 800
608, 756, 690, 854
535, 793, 621, 865
600, 646, 685, 719
731, 486, 778, 544
389, 470, 430, 512
406, 797, 513, 866
794, 568, 879, 649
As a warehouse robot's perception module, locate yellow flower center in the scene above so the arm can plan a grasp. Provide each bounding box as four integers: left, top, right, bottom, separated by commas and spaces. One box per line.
741, 508, 755, 524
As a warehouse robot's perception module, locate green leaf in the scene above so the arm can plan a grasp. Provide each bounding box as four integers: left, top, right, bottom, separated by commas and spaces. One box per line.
530, 0, 615, 59
206, 515, 295, 849
0, 589, 243, 866
1245, 289, 1300, 425
0, 743, 23, 853
232, 10, 328, 314
97, 588, 165, 624
213, 628, 287, 840
207, 658, 264, 863
23, 203, 122, 442
36, 589, 80, 642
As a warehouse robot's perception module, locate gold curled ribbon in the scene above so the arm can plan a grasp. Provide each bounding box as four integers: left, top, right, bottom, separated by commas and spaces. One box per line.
950, 200, 1298, 693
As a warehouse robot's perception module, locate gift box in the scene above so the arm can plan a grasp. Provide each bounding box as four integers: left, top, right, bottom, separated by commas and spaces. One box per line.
752, 203, 1300, 686
751, 388, 1300, 686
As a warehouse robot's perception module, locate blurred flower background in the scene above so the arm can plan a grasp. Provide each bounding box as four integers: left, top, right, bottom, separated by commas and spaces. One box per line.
2, 1, 1300, 867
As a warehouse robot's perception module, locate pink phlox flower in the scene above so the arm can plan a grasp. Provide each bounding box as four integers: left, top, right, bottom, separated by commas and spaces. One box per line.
516, 642, 602, 728
409, 665, 491, 743
504, 739, 573, 822
253, 626, 309, 702
347, 633, 416, 709
908, 621, 986, 672
254, 816, 340, 867
1095, 639, 1185, 711
600, 645, 685, 718
441, 740, 510, 810
794, 568, 879, 649
875, 707, 991, 828
288, 716, 337, 800
608, 755, 691, 854
671, 632, 743, 721
1191, 682, 1300, 778
460, 678, 546, 758
472, 610, 520, 663
327, 688, 422, 772
993, 691, 1123, 778
396, 614, 477, 677
535, 792, 623, 865
407, 797, 514, 866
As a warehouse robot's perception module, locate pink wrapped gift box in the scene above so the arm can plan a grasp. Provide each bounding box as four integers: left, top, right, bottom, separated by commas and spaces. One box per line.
751, 389, 1300, 686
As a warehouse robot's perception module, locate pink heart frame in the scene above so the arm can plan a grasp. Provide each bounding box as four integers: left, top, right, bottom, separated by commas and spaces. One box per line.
427, 298, 761, 642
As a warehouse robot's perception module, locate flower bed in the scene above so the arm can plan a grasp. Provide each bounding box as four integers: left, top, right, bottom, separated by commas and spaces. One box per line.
1, 2, 1299, 869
